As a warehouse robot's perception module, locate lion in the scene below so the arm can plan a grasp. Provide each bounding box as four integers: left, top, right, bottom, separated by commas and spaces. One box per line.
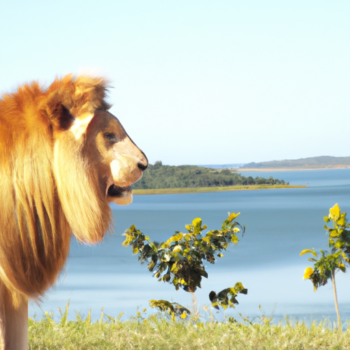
0, 75, 148, 349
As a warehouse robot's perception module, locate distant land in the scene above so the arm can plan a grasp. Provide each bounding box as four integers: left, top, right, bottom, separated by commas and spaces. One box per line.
198, 163, 246, 169
240, 156, 350, 171
132, 162, 288, 190
131, 162, 307, 194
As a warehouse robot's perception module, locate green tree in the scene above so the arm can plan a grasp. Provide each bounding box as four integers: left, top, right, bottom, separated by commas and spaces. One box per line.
149, 300, 191, 321
300, 204, 350, 331
123, 213, 248, 318
209, 283, 248, 310
153, 160, 163, 168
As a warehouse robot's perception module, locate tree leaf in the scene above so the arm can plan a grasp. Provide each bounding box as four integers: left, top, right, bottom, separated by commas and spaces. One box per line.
170, 261, 178, 272
148, 242, 158, 253
303, 267, 314, 279
164, 233, 183, 245
173, 245, 182, 252
185, 225, 192, 231
300, 249, 318, 257
202, 237, 210, 243
329, 203, 341, 220
192, 218, 202, 227
228, 212, 240, 222
233, 282, 245, 293
335, 241, 344, 248
330, 230, 341, 238
161, 253, 170, 262
338, 263, 346, 272
337, 215, 346, 227
192, 218, 202, 234
231, 235, 239, 244
180, 311, 187, 319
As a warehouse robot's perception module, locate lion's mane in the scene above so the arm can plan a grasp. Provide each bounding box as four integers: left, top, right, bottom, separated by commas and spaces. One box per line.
0, 75, 113, 306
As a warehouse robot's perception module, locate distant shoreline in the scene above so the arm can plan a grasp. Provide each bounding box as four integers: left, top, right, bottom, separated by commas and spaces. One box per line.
133, 184, 306, 195
237, 165, 350, 172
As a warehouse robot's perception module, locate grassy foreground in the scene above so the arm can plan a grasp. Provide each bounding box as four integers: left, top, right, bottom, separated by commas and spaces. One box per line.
133, 185, 306, 195
29, 312, 350, 350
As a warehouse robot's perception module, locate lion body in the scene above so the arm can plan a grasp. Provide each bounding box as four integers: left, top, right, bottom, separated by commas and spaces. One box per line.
0, 75, 148, 348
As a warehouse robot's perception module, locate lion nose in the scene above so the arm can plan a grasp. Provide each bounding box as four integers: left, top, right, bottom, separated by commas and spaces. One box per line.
138, 162, 147, 171
137, 153, 148, 171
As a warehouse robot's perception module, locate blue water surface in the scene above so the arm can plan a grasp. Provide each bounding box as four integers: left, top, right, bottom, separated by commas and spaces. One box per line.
29, 169, 350, 325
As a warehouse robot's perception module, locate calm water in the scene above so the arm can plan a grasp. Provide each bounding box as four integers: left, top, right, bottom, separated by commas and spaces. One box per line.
30, 169, 350, 324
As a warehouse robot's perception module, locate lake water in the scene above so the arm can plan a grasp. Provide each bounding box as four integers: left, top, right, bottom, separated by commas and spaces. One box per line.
29, 169, 350, 325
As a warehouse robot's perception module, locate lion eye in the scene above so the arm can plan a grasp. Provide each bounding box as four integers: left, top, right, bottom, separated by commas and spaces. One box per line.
104, 132, 119, 143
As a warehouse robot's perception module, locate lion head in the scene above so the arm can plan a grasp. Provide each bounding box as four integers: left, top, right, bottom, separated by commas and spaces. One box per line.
0, 75, 147, 305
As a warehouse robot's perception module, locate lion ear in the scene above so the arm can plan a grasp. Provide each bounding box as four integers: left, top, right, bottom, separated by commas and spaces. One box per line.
44, 75, 111, 135
69, 114, 95, 140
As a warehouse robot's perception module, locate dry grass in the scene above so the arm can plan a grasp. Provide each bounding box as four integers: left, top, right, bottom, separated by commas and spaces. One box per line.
29, 309, 350, 350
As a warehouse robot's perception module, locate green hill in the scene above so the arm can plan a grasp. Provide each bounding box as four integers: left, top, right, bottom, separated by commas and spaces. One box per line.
132, 162, 287, 189
241, 156, 350, 169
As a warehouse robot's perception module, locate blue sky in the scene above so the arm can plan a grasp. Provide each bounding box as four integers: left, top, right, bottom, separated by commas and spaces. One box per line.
1, 1, 349, 165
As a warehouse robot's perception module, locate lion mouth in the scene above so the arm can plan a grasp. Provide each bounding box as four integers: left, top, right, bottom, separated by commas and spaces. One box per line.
107, 184, 131, 197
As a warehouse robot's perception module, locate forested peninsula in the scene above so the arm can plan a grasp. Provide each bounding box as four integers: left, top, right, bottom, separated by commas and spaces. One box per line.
132, 161, 289, 191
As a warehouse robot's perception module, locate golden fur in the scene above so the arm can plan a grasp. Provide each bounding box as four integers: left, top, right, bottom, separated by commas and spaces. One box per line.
0, 75, 145, 310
